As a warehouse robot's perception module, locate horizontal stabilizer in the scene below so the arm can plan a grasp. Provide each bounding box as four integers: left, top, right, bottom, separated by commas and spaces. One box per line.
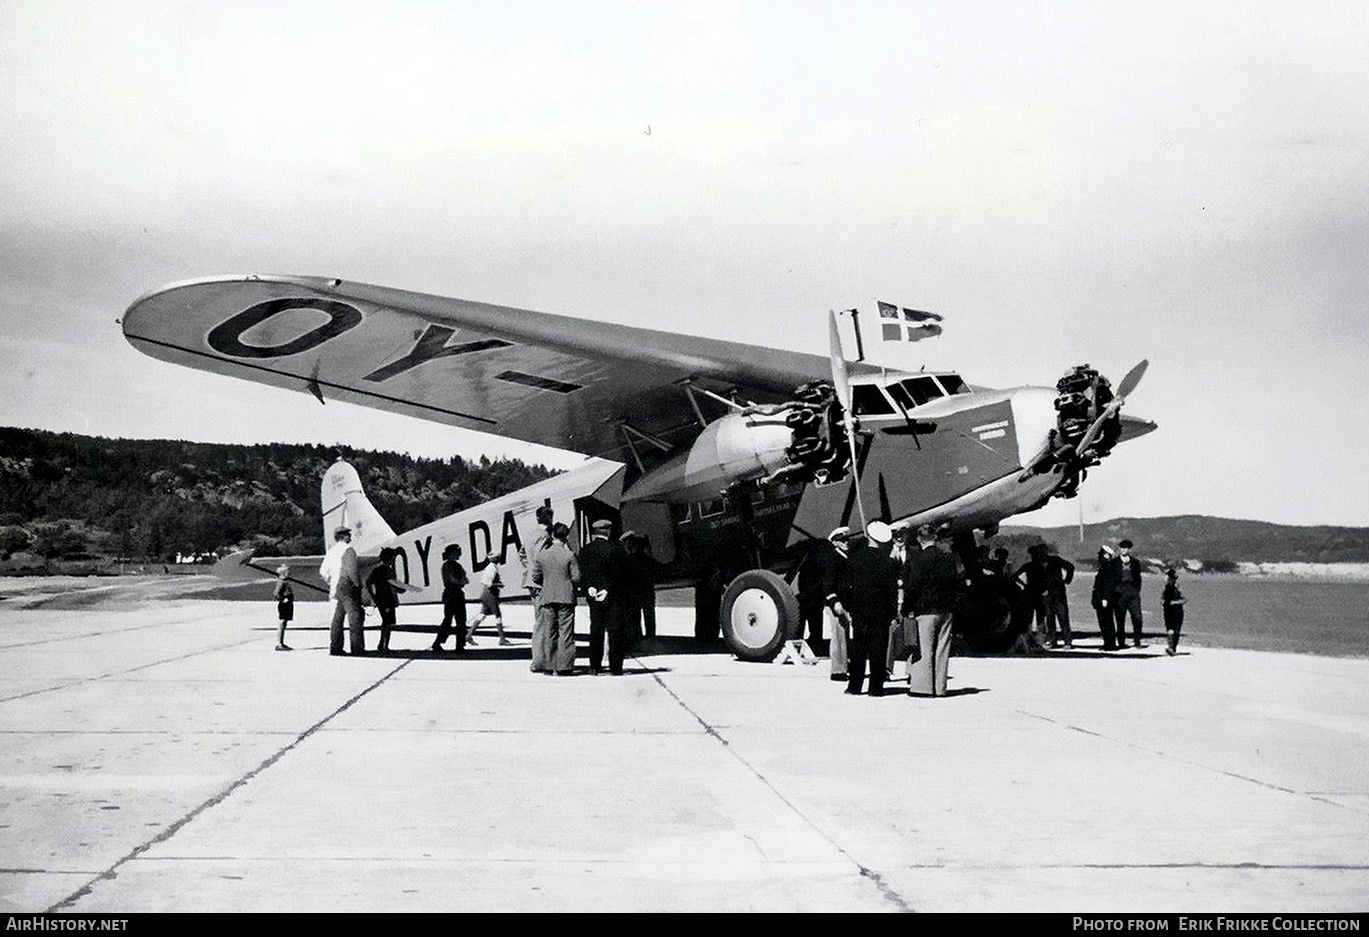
213, 550, 327, 594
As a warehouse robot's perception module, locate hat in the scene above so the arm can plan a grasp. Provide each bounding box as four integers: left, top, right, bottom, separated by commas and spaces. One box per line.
1099, 544, 1116, 557
591, 519, 613, 531
1119, 539, 1133, 549
276, 564, 290, 575
334, 526, 351, 537
866, 521, 893, 544
827, 526, 850, 542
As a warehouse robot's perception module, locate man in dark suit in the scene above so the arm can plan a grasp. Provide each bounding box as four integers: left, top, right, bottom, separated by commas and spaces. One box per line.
903, 524, 960, 696
577, 519, 629, 675
1092, 544, 1121, 650
834, 521, 900, 697
1041, 546, 1076, 648
1114, 539, 1145, 648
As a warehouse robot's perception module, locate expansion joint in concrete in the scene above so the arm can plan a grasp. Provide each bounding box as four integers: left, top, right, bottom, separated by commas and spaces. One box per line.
45, 658, 413, 912
0, 635, 264, 704
646, 670, 916, 913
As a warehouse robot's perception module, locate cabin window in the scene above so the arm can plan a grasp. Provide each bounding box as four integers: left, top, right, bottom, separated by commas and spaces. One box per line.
937, 373, 969, 395
699, 498, 726, 518
900, 376, 945, 406
852, 384, 896, 416
671, 502, 692, 525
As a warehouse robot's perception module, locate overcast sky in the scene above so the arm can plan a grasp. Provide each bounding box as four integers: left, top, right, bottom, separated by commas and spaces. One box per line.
2, 1, 1367, 528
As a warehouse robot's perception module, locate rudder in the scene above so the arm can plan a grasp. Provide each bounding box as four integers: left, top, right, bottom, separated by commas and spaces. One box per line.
321, 459, 397, 554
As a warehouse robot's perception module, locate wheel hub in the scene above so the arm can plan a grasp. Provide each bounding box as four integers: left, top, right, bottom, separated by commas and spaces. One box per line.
730, 588, 779, 650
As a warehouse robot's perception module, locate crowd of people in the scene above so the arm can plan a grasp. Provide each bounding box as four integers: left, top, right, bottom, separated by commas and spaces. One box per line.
293, 516, 1187, 670
794, 524, 1192, 696
522, 508, 658, 676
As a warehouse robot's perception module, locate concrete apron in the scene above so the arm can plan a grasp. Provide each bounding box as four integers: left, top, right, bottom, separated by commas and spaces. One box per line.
1, 599, 1367, 912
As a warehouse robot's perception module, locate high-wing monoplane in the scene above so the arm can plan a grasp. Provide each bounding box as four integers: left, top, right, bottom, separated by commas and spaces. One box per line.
123, 275, 1155, 660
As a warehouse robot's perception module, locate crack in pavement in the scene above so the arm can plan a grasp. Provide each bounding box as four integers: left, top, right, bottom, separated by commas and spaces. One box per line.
1015, 708, 1369, 815
0, 635, 266, 704
45, 658, 413, 912
645, 668, 914, 913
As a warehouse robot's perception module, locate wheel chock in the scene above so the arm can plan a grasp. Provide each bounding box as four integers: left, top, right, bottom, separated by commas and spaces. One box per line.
774, 639, 820, 665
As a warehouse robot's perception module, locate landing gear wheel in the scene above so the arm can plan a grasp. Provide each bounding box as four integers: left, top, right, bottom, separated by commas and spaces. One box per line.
720, 569, 801, 662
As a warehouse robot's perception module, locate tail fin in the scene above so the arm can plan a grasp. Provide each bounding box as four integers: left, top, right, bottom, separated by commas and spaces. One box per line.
321, 459, 396, 554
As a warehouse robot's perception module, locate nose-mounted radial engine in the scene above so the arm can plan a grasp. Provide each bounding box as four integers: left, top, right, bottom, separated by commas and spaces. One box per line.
1022, 359, 1148, 499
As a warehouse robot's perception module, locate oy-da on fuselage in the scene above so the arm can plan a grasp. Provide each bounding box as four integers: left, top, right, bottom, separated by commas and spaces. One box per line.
122, 275, 1155, 660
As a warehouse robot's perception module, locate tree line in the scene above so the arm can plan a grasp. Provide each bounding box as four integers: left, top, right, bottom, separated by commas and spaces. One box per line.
0, 427, 554, 563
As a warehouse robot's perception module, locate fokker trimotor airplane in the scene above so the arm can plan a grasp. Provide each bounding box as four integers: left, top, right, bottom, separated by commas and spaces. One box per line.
122, 275, 1155, 660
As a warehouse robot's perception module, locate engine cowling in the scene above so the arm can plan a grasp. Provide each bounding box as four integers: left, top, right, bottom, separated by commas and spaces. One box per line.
621, 412, 792, 503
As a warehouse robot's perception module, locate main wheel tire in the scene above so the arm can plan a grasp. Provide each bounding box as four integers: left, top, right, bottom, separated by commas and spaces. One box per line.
720, 569, 801, 662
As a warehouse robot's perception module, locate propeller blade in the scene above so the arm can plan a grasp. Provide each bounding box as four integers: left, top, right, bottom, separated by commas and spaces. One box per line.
1072, 359, 1147, 459
1116, 358, 1148, 400
828, 310, 867, 531
827, 310, 852, 413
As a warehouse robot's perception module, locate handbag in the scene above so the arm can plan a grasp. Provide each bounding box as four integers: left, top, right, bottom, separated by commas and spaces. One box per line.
903, 614, 922, 663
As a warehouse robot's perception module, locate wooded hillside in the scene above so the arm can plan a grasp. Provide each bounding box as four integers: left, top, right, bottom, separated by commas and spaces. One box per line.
0, 427, 554, 564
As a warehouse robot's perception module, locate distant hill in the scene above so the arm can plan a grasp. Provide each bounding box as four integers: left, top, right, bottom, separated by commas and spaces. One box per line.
5, 426, 1366, 571
1003, 515, 1369, 565
0, 427, 555, 565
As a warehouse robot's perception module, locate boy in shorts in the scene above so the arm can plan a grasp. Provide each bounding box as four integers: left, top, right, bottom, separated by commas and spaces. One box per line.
468, 562, 510, 645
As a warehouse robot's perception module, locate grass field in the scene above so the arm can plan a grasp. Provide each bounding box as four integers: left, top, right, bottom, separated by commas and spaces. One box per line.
658, 576, 1369, 659
1082, 575, 1369, 658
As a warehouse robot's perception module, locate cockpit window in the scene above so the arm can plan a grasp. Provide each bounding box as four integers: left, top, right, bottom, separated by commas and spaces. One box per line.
900, 376, 945, 407
886, 381, 915, 411
852, 384, 896, 416
936, 373, 969, 395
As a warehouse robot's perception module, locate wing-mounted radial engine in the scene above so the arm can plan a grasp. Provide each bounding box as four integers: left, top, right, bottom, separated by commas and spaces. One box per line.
755, 380, 853, 487
621, 380, 852, 504
1020, 359, 1148, 499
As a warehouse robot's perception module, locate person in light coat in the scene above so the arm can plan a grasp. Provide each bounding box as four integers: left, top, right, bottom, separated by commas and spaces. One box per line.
531, 522, 581, 675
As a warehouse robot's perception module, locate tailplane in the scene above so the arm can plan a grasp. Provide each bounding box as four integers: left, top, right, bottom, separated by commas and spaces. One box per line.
321, 459, 397, 554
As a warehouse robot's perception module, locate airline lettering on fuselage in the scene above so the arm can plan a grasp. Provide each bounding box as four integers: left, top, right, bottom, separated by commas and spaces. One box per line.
395, 511, 529, 588
467, 509, 525, 572
392, 548, 411, 583
207, 298, 362, 358
413, 536, 433, 588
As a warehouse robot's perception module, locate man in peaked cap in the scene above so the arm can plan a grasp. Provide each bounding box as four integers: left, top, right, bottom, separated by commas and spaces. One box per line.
578, 519, 629, 674
836, 521, 900, 697
820, 526, 853, 680
1114, 539, 1145, 648
796, 525, 849, 662
902, 523, 960, 696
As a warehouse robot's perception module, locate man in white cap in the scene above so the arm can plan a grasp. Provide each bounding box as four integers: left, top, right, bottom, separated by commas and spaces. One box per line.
902, 523, 959, 695
323, 526, 364, 656
835, 521, 900, 697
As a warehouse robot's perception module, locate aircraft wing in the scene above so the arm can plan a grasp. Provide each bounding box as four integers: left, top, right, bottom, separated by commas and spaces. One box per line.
123, 275, 876, 461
